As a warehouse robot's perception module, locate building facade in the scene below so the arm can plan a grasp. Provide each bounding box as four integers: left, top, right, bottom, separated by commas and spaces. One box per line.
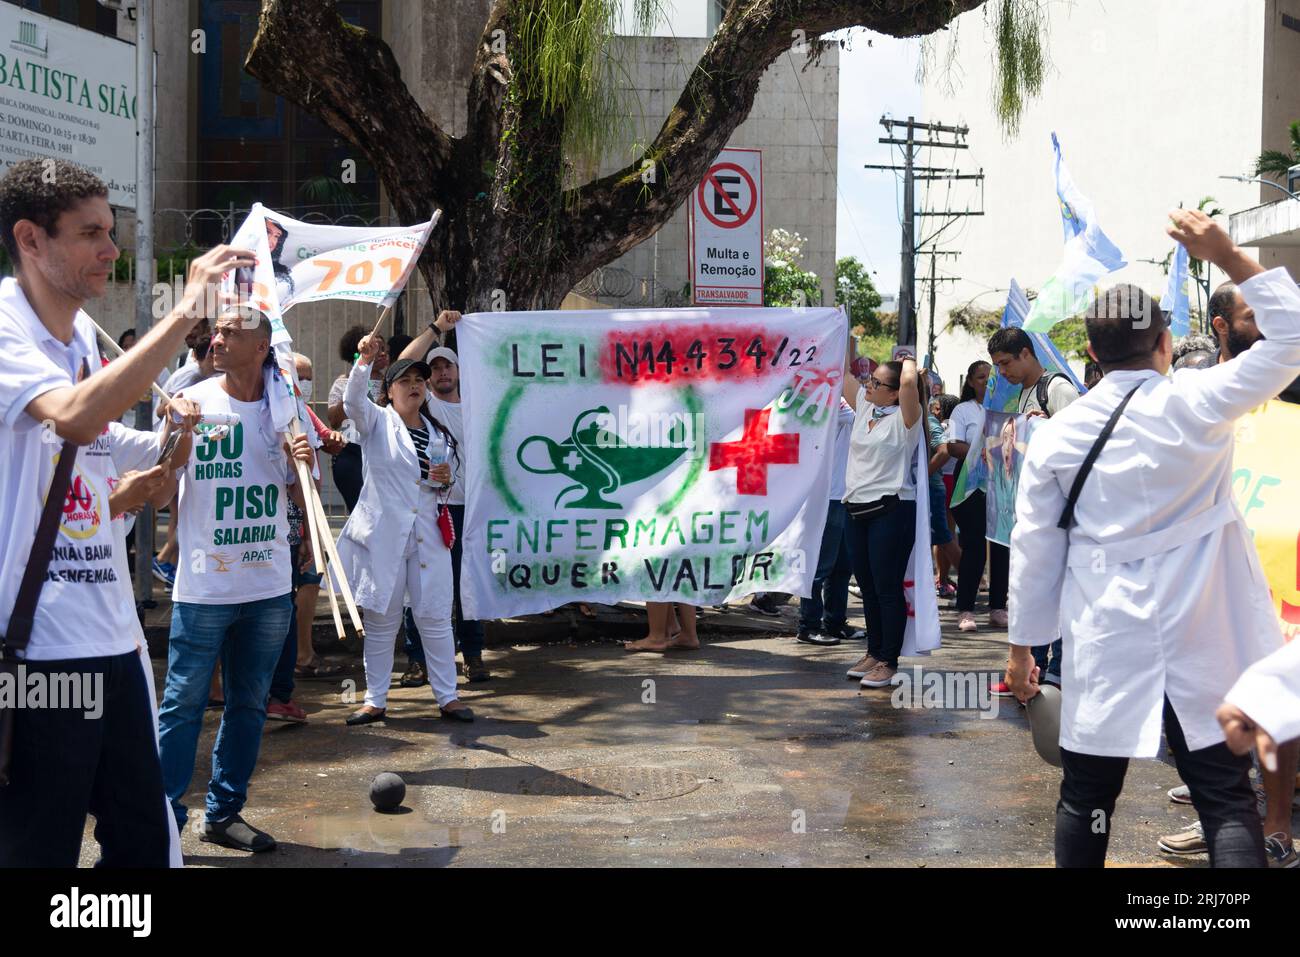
916, 0, 1300, 390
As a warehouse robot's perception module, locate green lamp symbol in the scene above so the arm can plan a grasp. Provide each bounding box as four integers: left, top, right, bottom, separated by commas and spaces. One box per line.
517, 406, 691, 510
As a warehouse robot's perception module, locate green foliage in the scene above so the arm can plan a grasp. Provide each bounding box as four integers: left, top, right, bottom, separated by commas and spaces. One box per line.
515, 0, 661, 171
835, 256, 883, 334
990, 0, 1046, 138
763, 228, 822, 307
1160, 196, 1224, 283
299, 175, 359, 214
948, 299, 1089, 361
1253, 120, 1300, 180
855, 328, 898, 366
918, 0, 1047, 139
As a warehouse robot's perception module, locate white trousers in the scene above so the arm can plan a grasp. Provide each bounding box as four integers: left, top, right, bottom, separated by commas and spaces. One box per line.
361, 544, 457, 709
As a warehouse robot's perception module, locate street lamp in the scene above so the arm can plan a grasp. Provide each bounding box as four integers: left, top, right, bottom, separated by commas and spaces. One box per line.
1218, 174, 1300, 201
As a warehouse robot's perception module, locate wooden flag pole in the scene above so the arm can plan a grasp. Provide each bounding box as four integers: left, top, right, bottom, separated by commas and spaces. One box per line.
368, 303, 394, 342
91, 319, 173, 408
322, 558, 346, 640
306, 468, 365, 636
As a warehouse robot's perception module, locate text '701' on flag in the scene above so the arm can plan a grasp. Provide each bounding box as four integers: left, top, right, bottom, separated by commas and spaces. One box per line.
456, 306, 847, 619
691, 148, 764, 307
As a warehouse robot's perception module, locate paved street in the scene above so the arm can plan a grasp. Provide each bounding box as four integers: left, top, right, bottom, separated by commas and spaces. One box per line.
79, 598, 1253, 868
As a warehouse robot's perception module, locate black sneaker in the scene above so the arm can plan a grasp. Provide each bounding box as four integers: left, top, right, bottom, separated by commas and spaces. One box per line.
825, 623, 865, 641
751, 595, 781, 617
796, 630, 841, 646
201, 815, 277, 853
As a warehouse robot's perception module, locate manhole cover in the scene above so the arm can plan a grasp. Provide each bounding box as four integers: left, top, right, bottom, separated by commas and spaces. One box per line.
520, 766, 701, 803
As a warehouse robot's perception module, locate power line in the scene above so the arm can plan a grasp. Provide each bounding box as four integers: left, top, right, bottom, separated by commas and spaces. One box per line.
864, 115, 984, 347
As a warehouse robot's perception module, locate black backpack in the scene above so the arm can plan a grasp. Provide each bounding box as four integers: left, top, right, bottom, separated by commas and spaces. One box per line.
1033, 371, 1077, 417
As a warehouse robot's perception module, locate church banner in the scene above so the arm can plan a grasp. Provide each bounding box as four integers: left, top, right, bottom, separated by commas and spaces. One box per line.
457, 306, 848, 618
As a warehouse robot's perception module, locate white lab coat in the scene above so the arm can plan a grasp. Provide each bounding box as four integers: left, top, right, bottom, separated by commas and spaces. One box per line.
1225, 638, 1300, 747
1009, 267, 1300, 758
335, 361, 452, 618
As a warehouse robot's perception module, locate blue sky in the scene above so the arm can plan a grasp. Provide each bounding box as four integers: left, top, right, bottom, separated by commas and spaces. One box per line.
835, 29, 923, 300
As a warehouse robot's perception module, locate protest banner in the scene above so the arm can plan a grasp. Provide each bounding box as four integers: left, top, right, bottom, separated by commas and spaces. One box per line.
457, 306, 847, 618
983, 411, 1040, 547
1233, 400, 1300, 642
950, 280, 1081, 508
222, 204, 440, 636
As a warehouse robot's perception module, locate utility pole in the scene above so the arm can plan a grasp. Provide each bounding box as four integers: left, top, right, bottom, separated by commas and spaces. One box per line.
919, 250, 961, 365
132, 0, 156, 606
866, 116, 983, 348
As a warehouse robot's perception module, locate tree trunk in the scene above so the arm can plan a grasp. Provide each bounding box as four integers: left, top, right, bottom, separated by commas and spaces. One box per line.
246, 0, 988, 313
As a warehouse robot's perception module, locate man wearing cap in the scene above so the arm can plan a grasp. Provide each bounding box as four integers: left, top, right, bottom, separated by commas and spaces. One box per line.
1005, 210, 1300, 867
401, 316, 490, 682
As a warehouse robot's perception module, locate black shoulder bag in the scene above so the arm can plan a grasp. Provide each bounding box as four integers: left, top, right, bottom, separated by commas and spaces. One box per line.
0, 433, 82, 787
1057, 383, 1143, 530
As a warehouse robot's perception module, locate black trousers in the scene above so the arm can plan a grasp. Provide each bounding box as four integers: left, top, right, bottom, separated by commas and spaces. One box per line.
331, 443, 364, 513
0, 651, 170, 867
1056, 697, 1264, 868
951, 491, 1008, 612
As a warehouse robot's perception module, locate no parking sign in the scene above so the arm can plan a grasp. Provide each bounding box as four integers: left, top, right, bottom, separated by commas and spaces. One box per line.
690, 148, 763, 306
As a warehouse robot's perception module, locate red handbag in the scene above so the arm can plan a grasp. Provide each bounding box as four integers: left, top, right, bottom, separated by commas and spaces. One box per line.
436, 503, 456, 549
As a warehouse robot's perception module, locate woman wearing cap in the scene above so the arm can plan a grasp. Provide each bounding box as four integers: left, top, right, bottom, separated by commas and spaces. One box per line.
337, 316, 474, 724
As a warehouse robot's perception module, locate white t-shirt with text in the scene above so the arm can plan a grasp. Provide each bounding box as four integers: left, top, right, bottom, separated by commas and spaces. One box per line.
171, 376, 296, 605
0, 278, 142, 659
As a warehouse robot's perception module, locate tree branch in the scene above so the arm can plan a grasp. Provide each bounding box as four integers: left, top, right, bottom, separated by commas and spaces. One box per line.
560, 0, 987, 278
246, 0, 458, 221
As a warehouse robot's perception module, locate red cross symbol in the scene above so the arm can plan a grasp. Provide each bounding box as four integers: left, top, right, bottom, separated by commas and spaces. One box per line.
708, 408, 799, 496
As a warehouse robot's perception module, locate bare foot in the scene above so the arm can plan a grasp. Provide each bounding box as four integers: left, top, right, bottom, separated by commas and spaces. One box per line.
625, 636, 671, 652
666, 634, 700, 651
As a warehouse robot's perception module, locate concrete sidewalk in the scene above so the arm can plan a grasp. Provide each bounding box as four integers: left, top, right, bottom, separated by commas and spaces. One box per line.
84, 593, 1258, 868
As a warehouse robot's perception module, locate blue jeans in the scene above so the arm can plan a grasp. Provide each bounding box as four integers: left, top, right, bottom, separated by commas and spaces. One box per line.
1033, 638, 1063, 683
406, 504, 483, 664
159, 594, 293, 829
846, 499, 917, 669
799, 500, 852, 633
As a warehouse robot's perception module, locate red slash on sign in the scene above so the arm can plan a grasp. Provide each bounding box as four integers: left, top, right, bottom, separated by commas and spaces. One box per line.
697, 162, 758, 230
709, 408, 799, 495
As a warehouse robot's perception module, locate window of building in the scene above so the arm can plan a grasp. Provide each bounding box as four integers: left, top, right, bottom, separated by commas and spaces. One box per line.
196, 0, 380, 243
3, 0, 118, 36
707, 0, 726, 35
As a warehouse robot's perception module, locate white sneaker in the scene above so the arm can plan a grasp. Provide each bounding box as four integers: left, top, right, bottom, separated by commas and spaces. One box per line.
859, 662, 898, 689
957, 611, 977, 632
846, 654, 881, 679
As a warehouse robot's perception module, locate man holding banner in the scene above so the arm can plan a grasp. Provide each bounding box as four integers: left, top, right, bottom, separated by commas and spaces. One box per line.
158, 311, 315, 854
1005, 210, 1300, 867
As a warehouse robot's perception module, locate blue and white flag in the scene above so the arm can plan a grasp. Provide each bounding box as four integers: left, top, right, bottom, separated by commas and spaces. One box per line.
1161, 242, 1191, 337
986, 279, 1086, 412
1024, 133, 1127, 332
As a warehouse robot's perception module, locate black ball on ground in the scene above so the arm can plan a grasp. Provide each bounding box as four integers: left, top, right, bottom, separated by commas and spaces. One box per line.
369, 772, 406, 813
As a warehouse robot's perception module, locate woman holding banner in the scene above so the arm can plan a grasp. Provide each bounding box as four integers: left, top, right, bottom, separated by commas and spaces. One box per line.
338, 319, 475, 725
841, 354, 927, 689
